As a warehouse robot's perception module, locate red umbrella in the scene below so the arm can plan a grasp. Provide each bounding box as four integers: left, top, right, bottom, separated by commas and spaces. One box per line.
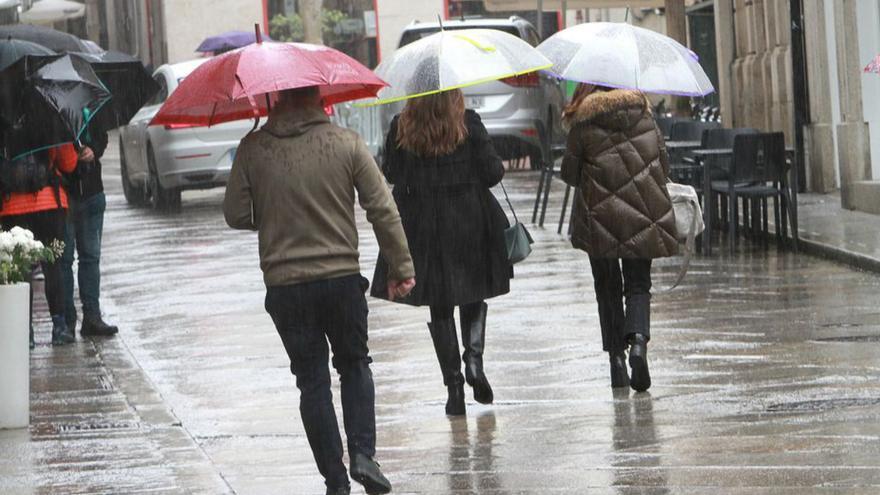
151, 38, 387, 127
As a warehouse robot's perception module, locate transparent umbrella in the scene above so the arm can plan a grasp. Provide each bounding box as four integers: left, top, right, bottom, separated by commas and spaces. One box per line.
366, 28, 552, 105
538, 22, 714, 97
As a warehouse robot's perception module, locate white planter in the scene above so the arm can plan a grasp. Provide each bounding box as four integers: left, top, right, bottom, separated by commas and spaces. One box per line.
0, 282, 30, 429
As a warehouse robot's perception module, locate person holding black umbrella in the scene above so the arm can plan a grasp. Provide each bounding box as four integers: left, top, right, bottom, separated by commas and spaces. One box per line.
59, 118, 118, 337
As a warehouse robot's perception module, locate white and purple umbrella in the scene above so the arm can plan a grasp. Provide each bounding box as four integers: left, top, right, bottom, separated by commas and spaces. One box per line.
537, 22, 715, 97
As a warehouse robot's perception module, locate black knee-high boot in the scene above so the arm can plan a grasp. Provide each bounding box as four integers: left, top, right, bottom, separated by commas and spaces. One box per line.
625, 294, 651, 392
428, 320, 466, 416
460, 302, 493, 404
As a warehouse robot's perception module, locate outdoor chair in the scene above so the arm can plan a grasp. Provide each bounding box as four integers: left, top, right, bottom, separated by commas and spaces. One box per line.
666, 121, 721, 181
692, 128, 759, 228
655, 116, 691, 139
708, 132, 796, 253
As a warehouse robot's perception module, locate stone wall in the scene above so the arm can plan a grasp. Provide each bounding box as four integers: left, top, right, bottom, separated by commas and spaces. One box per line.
729, 0, 793, 142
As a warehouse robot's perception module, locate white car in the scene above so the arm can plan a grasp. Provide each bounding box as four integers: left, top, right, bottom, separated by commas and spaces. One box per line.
118, 59, 252, 211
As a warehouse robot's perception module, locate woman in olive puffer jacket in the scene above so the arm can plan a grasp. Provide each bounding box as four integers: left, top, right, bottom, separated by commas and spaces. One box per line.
560, 83, 678, 393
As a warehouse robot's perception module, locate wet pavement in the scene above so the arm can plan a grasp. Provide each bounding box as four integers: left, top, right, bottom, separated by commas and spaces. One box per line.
3, 138, 880, 494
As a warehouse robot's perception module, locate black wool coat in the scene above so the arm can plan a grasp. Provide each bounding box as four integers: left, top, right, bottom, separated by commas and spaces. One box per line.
371, 110, 512, 307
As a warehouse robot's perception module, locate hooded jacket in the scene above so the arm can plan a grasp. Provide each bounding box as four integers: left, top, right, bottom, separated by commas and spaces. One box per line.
560, 89, 678, 259
223, 103, 414, 287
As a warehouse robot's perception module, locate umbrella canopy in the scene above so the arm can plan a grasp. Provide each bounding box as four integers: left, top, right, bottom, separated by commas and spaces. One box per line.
196, 30, 273, 53
0, 54, 111, 159
19, 0, 85, 25
538, 22, 714, 97
0, 38, 56, 71
0, 24, 92, 53
367, 28, 552, 105
865, 55, 880, 74
72, 50, 159, 129
151, 41, 387, 127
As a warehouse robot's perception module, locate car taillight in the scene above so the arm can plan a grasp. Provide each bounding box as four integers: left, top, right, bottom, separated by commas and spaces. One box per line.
500, 73, 540, 87
164, 123, 197, 130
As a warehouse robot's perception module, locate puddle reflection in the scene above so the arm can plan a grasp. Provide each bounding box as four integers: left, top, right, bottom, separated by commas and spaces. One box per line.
446, 412, 506, 494
612, 391, 668, 493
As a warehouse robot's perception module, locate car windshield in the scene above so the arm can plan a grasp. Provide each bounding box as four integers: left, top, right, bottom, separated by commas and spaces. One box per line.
399, 25, 520, 47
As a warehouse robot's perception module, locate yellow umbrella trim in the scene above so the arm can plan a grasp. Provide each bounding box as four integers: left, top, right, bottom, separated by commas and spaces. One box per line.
355, 63, 554, 107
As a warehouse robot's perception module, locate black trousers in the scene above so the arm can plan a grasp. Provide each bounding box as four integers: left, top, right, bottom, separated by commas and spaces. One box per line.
264, 274, 375, 491
2, 209, 67, 316
429, 301, 484, 323
588, 257, 652, 353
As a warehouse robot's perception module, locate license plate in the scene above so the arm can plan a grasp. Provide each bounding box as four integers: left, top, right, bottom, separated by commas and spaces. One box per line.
465, 96, 485, 109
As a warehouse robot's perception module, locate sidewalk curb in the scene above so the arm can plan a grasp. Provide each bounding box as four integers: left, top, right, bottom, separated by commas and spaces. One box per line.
795, 236, 880, 274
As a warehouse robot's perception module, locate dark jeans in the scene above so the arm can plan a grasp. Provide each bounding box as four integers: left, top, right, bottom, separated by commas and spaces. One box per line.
265, 274, 375, 490
588, 257, 652, 353
2, 210, 67, 317
61, 192, 106, 322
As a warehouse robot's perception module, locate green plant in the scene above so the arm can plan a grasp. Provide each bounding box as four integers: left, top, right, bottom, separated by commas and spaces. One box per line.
269, 9, 350, 46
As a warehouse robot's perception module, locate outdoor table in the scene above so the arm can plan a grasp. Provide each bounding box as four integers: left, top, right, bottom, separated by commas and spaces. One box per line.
691, 147, 798, 255
665, 140, 702, 149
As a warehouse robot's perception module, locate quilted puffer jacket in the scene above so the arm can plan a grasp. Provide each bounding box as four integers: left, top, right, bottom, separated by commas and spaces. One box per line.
560, 89, 678, 259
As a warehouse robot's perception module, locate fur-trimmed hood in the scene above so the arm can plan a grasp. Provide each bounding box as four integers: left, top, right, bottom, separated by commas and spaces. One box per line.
562, 89, 651, 131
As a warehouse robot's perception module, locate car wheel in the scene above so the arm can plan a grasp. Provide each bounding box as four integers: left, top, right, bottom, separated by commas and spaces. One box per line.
120, 137, 148, 207
146, 145, 182, 213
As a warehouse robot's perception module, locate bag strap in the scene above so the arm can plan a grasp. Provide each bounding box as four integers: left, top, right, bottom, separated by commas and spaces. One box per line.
499, 180, 519, 224
659, 204, 698, 292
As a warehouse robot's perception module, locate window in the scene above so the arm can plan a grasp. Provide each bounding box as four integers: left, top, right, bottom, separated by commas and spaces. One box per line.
148, 75, 168, 106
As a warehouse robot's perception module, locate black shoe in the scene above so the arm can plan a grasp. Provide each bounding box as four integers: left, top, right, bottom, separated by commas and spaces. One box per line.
461, 302, 494, 405
428, 320, 466, 416
51, 315, 75, 345
326, 486, 351, 495
628, 334, 651, 392
80, 314, 119, 336
609, 351, 630, 389
349, 452, 392, 495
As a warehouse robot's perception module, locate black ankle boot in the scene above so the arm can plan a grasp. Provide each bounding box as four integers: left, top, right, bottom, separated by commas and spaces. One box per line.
609, 351, 629, 389
428, 321, 466, 416
460, 302, 494, 404
81, 313, 119, 336
349, 452, 392, 495
627, 334, 651, 392
51, 315, 75, 345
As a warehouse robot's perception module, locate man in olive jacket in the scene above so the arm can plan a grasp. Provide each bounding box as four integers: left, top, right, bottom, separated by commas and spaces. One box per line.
223, 86, 415, 495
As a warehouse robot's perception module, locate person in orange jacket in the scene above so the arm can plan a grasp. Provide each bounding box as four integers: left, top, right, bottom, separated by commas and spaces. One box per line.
1, 143, 79, 347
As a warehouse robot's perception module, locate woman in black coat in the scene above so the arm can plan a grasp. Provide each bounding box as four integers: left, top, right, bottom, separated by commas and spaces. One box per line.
372, 89, 511, 416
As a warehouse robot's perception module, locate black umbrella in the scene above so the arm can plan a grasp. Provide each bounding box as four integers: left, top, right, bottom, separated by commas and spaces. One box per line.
71, 50, 159, 129
0, 24, 91, 53
0, 38, 56, 71
0, 54, 112, 159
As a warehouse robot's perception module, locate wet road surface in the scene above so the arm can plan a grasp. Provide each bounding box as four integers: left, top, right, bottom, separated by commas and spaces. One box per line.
3, 140, 880, 494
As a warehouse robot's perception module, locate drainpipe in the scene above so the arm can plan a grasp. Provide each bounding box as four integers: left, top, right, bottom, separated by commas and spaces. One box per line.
790, 0, 809, 192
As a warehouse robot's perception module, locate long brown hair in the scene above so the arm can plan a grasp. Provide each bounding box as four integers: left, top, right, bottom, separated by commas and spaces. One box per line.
396, 89, 468, 157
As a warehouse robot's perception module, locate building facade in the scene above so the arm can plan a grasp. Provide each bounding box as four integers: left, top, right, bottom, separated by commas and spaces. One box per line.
714, 0, 880, 213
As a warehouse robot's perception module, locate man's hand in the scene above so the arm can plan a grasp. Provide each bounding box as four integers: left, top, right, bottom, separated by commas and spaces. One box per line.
387, 277, 416, 301
78, 146, 95, 163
